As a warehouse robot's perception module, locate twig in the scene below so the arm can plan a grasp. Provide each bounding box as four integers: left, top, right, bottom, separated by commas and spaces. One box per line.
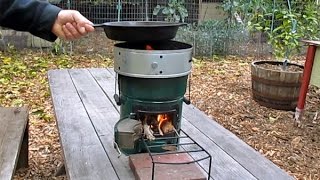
312, 112, 318, 123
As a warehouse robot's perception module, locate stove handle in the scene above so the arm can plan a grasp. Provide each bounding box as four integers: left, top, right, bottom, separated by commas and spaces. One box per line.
183, 74, 192, 105
113, 141, 122, 158
183, 97, 191, 105
113, 94, 122, 106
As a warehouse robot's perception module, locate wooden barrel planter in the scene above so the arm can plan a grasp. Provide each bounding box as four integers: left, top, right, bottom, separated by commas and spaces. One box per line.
251, 60, 304, 110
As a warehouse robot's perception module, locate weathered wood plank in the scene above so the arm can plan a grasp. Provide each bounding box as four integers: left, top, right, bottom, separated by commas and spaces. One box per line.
182, 104, 294, 180
0, 107, 28, 180
69, 69, 134, 180
89, 68, 119, 112
48, 69, 119, 180
92, 68, 256, 179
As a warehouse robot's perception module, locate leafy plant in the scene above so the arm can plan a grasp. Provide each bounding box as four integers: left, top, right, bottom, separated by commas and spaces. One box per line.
51, 40, 66, 55
175, 20, 247, 57
221, 0, 320, 59
153, 0, 188, 23
267, 9, 300, 58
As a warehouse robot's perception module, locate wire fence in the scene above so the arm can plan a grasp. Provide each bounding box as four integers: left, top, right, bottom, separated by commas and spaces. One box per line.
0, 0, 289, 58
56, 0, 260, 57
54, 0, 200, 23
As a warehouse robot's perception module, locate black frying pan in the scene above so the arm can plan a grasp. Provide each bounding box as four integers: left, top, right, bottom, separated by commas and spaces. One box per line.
93, 21, 186, 42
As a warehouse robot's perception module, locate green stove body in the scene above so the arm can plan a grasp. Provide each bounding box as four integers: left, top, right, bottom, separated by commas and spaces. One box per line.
112, 41, 193, 155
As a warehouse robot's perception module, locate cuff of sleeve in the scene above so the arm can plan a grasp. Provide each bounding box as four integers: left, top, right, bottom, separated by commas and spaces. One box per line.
32, 5, 61, 42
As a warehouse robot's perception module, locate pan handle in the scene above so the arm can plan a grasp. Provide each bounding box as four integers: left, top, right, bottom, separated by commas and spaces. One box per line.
93, 22, 187, 27
92, 23, 105, 28
180, 23, 188, 26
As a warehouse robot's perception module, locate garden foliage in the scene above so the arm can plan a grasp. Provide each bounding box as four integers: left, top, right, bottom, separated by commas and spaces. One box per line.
221, 0, 320, 59
153, 0, 188, 23
175, 20, 249, 57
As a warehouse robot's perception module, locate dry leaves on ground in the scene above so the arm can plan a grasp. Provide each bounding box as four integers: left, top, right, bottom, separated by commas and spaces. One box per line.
191, 56, 320, 179
4, 31, 319, 179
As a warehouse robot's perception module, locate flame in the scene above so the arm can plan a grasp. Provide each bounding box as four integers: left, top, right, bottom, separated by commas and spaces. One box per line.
157, 114, 168, 129
145, 44, 154, 50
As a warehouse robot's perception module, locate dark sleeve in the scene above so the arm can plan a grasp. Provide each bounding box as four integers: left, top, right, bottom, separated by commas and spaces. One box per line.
0, 0, 62, 41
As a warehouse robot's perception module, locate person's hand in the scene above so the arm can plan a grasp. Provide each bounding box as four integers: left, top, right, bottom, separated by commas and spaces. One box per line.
52, 10, 94, 40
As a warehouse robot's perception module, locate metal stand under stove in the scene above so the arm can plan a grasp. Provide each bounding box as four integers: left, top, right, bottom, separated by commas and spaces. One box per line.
142, 129, 212, 180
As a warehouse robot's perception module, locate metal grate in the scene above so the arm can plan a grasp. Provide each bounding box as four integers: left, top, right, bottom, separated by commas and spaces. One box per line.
141, 129, 212, 180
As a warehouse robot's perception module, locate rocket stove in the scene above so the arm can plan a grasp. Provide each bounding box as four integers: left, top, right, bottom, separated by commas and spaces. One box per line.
97, 21, 211, 179
113, 40, 193, 154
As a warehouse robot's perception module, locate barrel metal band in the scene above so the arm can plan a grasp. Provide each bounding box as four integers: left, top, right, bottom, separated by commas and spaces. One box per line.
251, 75, 301, 87
252, 90, 299, 101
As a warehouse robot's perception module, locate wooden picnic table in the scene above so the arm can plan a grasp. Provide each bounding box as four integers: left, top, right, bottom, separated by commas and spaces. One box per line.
0, 107, 29, 180
48, 68, 294, 180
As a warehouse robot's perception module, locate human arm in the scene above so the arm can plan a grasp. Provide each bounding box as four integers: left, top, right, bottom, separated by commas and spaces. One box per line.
0, 0, 62, 41
0, 0, 94, 41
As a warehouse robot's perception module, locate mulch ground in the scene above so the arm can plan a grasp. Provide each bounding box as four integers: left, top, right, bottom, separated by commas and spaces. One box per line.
190, 56, 320, 179
12, 31, 320, 179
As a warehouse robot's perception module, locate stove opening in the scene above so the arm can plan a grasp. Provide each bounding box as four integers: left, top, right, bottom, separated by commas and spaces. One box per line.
115, 40, 192, 50
145, 44, 154, 50
137, 110, 177, 141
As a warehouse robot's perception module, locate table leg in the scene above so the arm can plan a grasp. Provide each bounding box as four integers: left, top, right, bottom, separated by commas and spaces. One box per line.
17, 119, 29, 169
295, 44, 317, 125
55, 163, 66, 177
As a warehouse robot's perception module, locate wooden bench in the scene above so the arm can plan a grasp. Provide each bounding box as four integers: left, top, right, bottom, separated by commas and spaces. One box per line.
48, 68, 294, 180
0, 107, 29, 180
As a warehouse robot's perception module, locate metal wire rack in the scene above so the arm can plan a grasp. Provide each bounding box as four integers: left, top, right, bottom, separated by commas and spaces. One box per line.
141, 129, 212, 180
53, 0, 199, 23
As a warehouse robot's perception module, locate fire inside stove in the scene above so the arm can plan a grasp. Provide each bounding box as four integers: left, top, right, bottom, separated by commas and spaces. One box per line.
115, 40, 191, 51
145, 44, 154, 50
139, 110, 177, 140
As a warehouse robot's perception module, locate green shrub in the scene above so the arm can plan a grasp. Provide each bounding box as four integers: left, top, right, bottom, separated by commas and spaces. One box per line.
221, 0, 320, 59
175, 20, 249, 57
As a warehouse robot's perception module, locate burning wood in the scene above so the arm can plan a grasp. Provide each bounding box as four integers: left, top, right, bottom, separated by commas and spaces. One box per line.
141, 113, 175, 140
161, 121, 175, 135
145, 44, 154, 50
157, 114, 174, 136
142, 115, 156, 140
143, 124, 155, 141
